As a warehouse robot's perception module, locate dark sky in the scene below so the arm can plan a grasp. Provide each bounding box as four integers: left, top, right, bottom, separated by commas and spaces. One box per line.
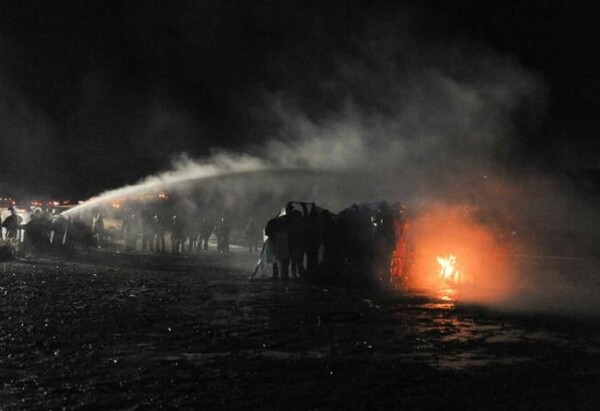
0, 0, 598, 198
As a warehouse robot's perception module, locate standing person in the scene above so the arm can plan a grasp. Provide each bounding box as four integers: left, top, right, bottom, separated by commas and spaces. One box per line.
200, 218, 214, 252
245, 218, 262, 252
40, 209, 53, 247
140, 211, 154, 253
2, 207, 22, 243
264, 213, 289, 280
320, 209, 337, 271
190, 210, 203, 253
216, 217, 231, 254
24, 208, 44, 252
303, 205, 321, 279
122, 212, 140, 252
184, 212, 195, 253
51, 213, 68, 248
171, 214, 186, 254
287, 208, 305, 279
92, 213, 106, 248
373, 203, 397, 284
152, 214, 166, 253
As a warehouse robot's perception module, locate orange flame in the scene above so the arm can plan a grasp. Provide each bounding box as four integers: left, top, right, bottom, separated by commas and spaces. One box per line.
436, 254, 461, 283
404, 204, 515, 301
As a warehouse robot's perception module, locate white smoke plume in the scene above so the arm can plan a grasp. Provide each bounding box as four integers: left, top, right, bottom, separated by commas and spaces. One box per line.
68, 33, 543, 215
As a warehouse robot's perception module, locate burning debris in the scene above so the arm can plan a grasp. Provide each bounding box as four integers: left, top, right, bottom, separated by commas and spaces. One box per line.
436, 254, 474, 285
437, 254, 461, 283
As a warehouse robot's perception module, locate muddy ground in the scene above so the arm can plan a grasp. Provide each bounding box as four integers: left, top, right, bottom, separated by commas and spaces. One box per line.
1, 250, 600, 410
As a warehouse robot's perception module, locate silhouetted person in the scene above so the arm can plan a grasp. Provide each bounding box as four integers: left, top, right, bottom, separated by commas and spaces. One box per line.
245, 218, 261, 252
338, 204, 373, 284
185, 213, 196, 253
152, 214, 166, 253
41, 208, 53, 245
303, 205, 321, 279
122, 212, 140, 252
24, 208, 45, 252
51, 213, 68, 248
171, 214, 186, 254
265, 213, 289, 280
320, 209, 336, 270
141, 211, 154, 253
3, 207, 22, 241
92, 213, 107, 248
373, 203, 397, 284
287, 208, 304, 279
189, 212, 202, 253
216, 217, 231, 254
200, 218, 214, 251
68, 213, 94, 250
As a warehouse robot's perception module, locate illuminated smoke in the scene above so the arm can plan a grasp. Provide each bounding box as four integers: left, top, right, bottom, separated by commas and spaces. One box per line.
68, 32, 541, 213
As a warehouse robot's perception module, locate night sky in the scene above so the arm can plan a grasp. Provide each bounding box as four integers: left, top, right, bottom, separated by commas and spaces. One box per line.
0, 0, 598, 198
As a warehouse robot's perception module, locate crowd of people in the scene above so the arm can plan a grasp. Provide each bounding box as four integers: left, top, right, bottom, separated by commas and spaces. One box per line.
261, 201, 403, 285
1, 200, 406, 287
0, 206, 94, 253
119, 211, 245, 255
0, 205, 265, 256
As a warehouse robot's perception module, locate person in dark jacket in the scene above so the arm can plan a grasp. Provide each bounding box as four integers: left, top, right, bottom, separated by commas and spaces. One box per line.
303, 205, 321, 279
152, 214, 166, 253
245, 218, 262, 252
287, 209, 304, 279
92, 213, 107, 248
265, 214, 289, 280
2, 207, 22, 241
216, 217, 231, 254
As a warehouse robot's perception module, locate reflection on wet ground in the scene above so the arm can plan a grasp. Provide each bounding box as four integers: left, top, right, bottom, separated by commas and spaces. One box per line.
1, 254, 600, 409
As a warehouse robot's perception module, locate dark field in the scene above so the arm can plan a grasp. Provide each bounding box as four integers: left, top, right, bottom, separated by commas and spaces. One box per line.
1, 252, 600, 410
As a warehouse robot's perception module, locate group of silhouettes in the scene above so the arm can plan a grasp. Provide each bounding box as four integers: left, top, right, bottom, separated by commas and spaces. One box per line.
1, 206, 92, 252
262, 201, 401, 286
119, 210, 263, 255
264, 202, 324, 281
1, 206, 265, 256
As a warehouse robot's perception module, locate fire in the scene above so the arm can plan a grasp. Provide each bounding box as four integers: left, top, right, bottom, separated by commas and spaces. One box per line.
403, 204, 515, 302
436, 254, 461, 283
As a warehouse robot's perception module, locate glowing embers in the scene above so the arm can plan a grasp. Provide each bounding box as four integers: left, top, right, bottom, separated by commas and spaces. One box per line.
436, 254, 472, 285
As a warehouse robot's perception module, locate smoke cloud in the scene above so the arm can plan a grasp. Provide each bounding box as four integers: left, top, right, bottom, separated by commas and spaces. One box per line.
72, 25, 543, 206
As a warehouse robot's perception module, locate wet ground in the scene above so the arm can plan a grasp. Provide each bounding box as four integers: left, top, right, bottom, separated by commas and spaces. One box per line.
1, 251, 600, 410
